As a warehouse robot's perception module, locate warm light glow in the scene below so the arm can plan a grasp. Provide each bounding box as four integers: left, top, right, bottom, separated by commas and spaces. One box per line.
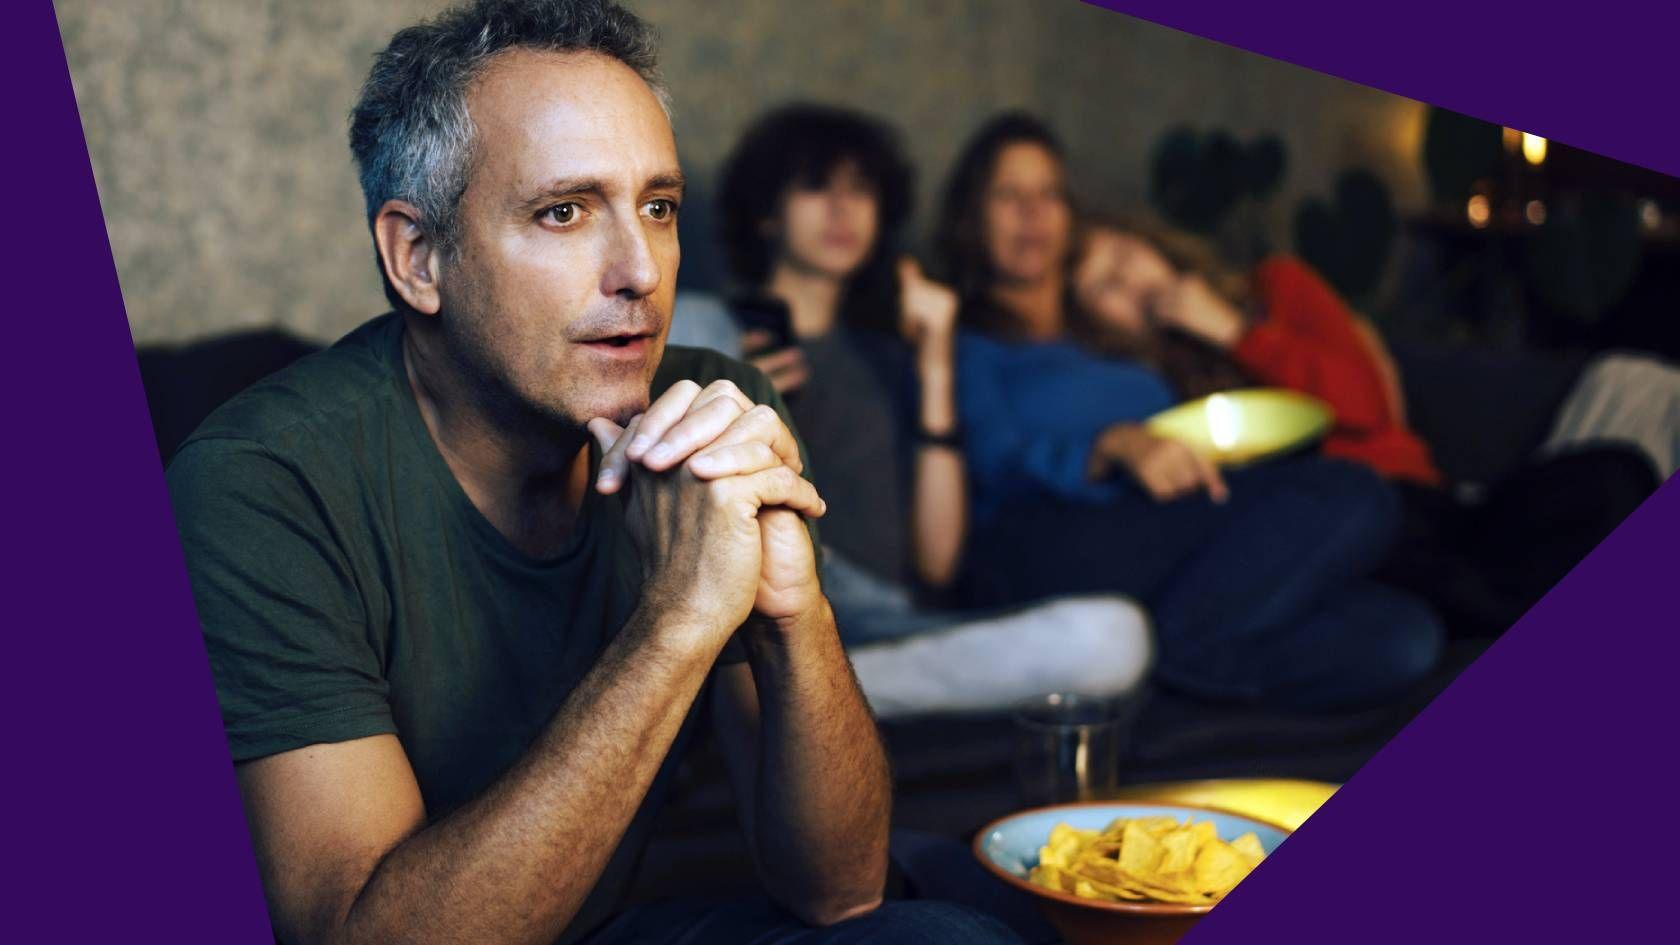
1639, 199, 1662, 231
1467, 194, 1492, 228
1206, 393, 1240, 451
1521, 133, 1548, 165
1525, 200, 1547, 226
1502, 126, 1523, 153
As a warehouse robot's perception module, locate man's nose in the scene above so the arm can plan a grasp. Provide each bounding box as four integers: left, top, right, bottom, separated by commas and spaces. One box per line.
602, 214, 662, 299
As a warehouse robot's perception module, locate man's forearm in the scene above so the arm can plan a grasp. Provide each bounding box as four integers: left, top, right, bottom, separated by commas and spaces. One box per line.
326, 607, 722, 945
742, 604, 891, 925
911, 342, 968, 586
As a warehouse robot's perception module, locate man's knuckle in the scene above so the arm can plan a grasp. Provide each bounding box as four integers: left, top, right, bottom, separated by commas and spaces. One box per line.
702, 396, 740, 419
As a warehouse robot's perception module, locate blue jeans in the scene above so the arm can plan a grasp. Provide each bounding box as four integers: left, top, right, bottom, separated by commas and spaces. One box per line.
820, 548, 958, 645
577, 897, 1023, 944
963, 457, 1445, 708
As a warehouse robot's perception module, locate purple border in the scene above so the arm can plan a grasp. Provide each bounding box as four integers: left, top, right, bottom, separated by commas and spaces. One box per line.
1185, 474, 1679, 942
12, 1, 271, 939
1078, 7, 1680, 939
16, 0, 1678, 939
1088, 1, 1680, 178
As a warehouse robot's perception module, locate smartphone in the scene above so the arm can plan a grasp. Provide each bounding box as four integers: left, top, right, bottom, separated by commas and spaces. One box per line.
730, 295, 794, 354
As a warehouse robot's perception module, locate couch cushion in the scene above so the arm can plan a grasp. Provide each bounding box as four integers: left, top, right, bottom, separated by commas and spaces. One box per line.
1388, 341, 1587, 485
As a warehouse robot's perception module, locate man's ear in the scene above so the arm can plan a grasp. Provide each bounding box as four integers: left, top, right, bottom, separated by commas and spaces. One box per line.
374, 199, 444, 316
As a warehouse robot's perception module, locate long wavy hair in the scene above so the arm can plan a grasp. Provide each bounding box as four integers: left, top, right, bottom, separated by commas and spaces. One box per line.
934, 112, 1078, 335
1075, 211, 1255, 400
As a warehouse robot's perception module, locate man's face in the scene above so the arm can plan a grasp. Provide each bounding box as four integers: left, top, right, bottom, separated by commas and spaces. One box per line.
439, 49, 682, 429
981, 142, 1073, 287
774, 160, 880, 281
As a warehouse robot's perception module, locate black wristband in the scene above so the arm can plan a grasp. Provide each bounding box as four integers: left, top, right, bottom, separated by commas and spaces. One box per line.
916, 425, 964, 448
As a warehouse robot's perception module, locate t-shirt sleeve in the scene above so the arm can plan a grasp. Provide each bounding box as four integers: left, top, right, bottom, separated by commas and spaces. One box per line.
167, 438, 395, 763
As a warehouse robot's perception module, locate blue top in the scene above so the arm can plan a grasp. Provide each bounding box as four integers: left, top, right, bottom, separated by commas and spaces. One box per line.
958, 331, 1177, 522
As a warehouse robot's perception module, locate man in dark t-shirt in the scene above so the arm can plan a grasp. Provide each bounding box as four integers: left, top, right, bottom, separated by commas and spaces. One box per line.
172, 317, 778, 938
165, 3, 1018, 945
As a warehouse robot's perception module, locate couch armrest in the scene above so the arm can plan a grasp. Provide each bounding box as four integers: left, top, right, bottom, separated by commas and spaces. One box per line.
1388, 341, 1589, 485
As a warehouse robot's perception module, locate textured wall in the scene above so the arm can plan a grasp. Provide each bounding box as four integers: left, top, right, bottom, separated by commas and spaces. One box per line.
60, 0, 1427, 345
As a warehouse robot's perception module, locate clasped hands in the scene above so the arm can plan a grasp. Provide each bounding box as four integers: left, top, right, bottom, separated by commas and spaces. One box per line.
587, 379, 827, 650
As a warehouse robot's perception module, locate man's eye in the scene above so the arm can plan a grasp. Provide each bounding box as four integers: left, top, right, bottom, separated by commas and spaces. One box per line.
646, 199, 678, 221
541, 203, 580, 226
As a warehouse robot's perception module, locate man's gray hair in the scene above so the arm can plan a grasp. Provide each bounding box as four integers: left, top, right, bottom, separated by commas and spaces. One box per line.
350, 0, 668, 309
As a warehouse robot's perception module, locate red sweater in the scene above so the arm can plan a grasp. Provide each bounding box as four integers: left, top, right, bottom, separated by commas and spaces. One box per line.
1231, 256, 1443, 486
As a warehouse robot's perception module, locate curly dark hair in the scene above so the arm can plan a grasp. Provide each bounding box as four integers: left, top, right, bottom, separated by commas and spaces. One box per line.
933, 111, 1074, 326
716, 103, 913, 332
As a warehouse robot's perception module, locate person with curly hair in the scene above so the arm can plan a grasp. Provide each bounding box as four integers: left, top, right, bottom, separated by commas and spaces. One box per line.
705, 104, 1151, 718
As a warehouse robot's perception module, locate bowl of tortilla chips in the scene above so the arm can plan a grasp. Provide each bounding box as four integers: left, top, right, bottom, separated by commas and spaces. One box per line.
973, 802, 1290, 945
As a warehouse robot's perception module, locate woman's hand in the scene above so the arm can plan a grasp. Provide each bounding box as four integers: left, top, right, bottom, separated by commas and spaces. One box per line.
1152, 274, 1246, 349
1092, 423, 1229, 503
742, 330, 810, 397
898, 257, 959, 356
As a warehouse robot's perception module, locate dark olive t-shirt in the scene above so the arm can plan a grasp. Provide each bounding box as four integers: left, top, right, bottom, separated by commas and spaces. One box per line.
785, 328, 914, 583
166, 312, 800, 943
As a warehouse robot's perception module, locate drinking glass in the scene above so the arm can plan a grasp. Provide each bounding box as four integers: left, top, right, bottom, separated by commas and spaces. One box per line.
1012, 692, 1133, 806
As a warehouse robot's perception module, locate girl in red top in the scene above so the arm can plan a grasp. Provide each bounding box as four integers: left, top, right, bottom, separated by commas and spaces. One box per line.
1071, 218, 1655, 636
1072, 219, 1440, 485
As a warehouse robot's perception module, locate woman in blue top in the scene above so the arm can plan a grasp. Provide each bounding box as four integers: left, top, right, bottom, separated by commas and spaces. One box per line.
935, 113, 1444, 710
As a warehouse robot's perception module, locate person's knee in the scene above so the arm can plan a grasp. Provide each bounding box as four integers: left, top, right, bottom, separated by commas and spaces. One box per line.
1250, 586, 1446, 710
1359, 590, 1446, 693
851, 901, 1024, 944
1039, 595, 1153, 695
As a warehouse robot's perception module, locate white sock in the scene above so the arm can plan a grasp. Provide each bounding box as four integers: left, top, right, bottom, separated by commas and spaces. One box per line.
848, 595, 1153, 719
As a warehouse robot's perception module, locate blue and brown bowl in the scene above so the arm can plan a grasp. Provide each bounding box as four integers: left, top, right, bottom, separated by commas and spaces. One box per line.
973, 802, 1291, 945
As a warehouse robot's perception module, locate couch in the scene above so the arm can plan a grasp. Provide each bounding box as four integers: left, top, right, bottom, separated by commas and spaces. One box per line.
136, 328, 1587, 897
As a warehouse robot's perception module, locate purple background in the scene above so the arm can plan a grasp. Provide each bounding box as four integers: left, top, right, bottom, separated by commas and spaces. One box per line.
1185, 474, 1679, 942
11, 0, 274, 940
1088, 1, 1680, 180
12, 0, 1674, 939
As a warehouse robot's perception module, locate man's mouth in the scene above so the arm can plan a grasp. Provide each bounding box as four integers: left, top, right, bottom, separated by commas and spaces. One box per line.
579, 331, 655, 359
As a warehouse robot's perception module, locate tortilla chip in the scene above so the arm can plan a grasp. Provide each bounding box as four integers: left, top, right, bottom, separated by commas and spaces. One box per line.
1028, 815, 1272, 905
